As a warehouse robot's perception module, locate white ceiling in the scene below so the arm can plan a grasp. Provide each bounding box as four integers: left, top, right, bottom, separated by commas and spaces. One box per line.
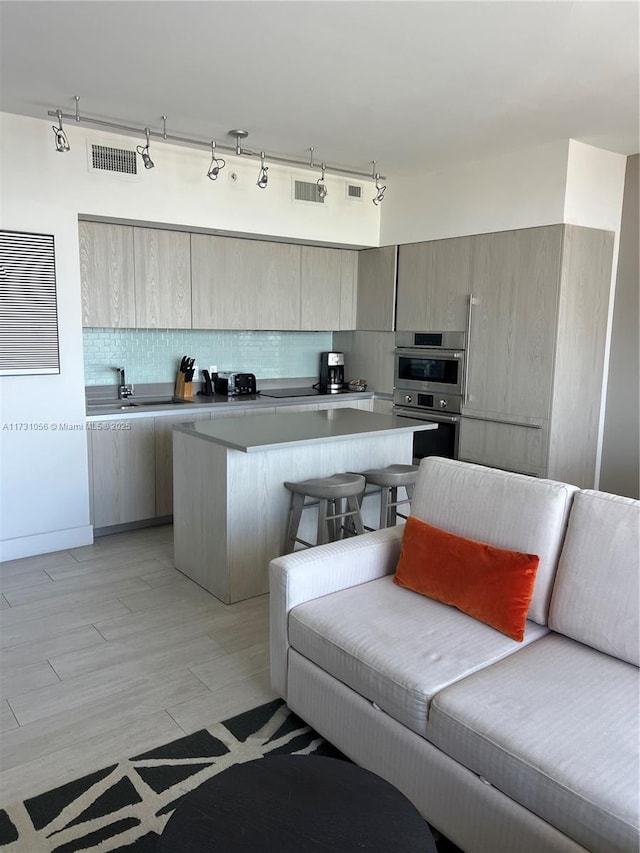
1, 1, 638, 177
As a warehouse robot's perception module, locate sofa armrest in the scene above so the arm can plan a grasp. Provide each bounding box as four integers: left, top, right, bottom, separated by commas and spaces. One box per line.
269, 526, 404, 699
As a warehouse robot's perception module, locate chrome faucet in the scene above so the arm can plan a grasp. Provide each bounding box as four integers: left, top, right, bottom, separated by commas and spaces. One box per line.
116, 367, 134, 399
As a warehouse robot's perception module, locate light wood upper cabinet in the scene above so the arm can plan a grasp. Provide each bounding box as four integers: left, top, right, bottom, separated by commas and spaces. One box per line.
396, 237, 472, 331
79, 221, 136, 327
339, 250, 358, 330
464, 226, 563, 422
300, 246, 343, 330
300, 246, 358, 330
133, 228, 191, 328
356, 246, 397, 331
191, 234, 301, 330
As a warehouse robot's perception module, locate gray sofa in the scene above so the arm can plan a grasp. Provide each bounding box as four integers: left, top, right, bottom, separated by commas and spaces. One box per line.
270, 457, 639, 853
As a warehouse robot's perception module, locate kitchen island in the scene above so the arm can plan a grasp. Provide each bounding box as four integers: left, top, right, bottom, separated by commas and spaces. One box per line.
172, 408, 436, 603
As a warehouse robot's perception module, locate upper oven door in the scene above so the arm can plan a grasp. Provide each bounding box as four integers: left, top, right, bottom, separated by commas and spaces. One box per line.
394, 347, 465, 396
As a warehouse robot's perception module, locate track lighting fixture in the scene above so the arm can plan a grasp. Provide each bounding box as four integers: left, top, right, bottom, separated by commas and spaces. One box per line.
257, 151, 268, 189
206, 141, 226, 180
371, 162, 386, 205
52, 110, 70, 152
136, 128, 154, 169
47, 100, 388, 194
317, 163, 328, 200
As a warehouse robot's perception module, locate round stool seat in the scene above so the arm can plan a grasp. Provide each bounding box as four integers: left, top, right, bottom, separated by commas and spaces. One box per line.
285, 472, 365, 500
361, 464, 419, 488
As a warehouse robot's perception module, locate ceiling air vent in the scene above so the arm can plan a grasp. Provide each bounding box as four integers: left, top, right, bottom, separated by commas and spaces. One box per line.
90, 144, 137, 175
346, 183, 363, 201
293, 179, 325, 204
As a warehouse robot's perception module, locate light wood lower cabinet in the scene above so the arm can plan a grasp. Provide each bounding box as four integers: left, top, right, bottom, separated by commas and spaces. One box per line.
458, 417, 547, 477
89, 418, 156, 529
154, 413, 211, 517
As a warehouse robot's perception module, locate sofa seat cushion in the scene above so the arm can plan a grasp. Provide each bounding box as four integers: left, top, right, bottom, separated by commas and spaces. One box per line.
288, 575, 548, 737
427, 633, 640, 853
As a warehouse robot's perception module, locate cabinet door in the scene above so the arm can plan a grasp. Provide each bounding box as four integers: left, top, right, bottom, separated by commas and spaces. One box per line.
79, 222, 135, 327
465, 226, 562, 421
133, 228, 191, 328
339, 250, 358, 330
191, 235, 300, 330
89, 418, 155, 529
356, 246, 396, 331
396, 237, 471, 331
300, 246, 343, 330
154, 413, 210, 517
459, 417, 546, 477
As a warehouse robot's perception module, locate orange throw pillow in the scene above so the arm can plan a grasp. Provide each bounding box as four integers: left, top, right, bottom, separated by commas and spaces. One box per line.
394, 516, 540, 641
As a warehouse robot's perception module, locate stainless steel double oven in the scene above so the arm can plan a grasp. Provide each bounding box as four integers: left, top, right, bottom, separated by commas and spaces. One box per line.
393, 331, 466, 462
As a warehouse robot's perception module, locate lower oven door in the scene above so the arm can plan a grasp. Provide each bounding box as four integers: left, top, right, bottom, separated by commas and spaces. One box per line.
393, 407, 460, 462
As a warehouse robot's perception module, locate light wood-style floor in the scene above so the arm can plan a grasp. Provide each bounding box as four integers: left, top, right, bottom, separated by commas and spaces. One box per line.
0, 524, 275, 805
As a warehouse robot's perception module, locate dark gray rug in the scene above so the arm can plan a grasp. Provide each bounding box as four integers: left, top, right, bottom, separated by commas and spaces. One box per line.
0, 699, 461, 852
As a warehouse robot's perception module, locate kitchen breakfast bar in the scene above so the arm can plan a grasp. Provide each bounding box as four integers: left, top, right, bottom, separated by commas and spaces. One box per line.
173, 408, 436, 604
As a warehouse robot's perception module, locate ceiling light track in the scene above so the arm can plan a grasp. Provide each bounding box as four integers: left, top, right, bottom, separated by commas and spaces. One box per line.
46, 100, 386, 183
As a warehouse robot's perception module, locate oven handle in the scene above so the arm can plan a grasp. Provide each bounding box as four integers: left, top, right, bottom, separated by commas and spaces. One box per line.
394, 407, 460, 424
463, 293, 475, 406
394, 347, 465, 359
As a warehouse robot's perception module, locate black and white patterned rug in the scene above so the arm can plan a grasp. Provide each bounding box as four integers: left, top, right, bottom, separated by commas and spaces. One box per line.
0, 699, 460, 852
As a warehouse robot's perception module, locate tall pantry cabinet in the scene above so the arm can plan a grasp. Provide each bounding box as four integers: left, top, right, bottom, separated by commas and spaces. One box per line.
396, 224, 614, 487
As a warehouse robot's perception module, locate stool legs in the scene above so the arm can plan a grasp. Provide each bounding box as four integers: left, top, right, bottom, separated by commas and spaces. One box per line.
285, 492, 306, 554
347, 495, 365, 536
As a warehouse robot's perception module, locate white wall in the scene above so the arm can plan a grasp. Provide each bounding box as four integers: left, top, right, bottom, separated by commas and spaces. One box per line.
599, 155, 640, 498
380, 140, 570, 245
563, 140, 628, 487
0, 112, 380, 560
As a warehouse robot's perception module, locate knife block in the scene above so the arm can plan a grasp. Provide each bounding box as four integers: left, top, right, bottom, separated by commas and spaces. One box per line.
174, 372, 194, 399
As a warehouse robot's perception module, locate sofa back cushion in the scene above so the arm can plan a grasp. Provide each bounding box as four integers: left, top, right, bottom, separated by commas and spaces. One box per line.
549, 490, 640, 665
411, 457, 577, 625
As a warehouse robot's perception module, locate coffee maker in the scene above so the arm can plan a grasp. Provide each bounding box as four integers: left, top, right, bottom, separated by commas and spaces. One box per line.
319, 351, 345, 393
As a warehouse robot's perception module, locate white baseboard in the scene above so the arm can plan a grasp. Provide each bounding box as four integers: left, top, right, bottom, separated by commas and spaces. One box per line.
0, 525, 94, 562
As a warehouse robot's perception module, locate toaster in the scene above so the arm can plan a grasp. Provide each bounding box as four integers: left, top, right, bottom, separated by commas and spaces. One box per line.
226, 372, 257, 396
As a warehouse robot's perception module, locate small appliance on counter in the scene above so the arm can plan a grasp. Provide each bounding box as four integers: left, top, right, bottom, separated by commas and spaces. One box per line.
222, 372, 257, 396
199, 369, 215, 397
319, 351, 345, 393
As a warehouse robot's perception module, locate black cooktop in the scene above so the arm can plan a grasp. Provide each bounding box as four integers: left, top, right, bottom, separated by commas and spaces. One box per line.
260, 387, 349, 398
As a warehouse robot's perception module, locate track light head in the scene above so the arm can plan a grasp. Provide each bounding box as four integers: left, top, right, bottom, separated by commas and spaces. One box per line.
207, 141, 226, 181
136, 128, 155, 170
52, 110, 70, 152
317, 163, 328, 200
373, 172, 386, 205
257, 151, 268, 189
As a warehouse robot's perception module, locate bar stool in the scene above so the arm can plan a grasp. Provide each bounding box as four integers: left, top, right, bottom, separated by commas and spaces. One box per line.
284, 473, 366, 554
359, 464, 419, 530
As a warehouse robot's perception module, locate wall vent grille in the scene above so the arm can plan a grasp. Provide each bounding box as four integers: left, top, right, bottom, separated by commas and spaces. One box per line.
294, 179, 325, 204
346, 183, 363, 200
0, 230, 60, 375
91, 144, 137, 175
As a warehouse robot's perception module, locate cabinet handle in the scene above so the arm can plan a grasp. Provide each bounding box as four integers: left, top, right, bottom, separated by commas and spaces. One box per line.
461, 413, 543, 429
463, 293, 474, 406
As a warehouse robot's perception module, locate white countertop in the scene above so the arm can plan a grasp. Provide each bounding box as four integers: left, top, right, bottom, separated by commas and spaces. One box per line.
85, 389, 378, 420
173, 407, 436, 453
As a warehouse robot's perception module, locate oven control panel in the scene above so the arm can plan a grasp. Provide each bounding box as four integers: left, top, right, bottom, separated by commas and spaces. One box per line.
393, 388, 461, 415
